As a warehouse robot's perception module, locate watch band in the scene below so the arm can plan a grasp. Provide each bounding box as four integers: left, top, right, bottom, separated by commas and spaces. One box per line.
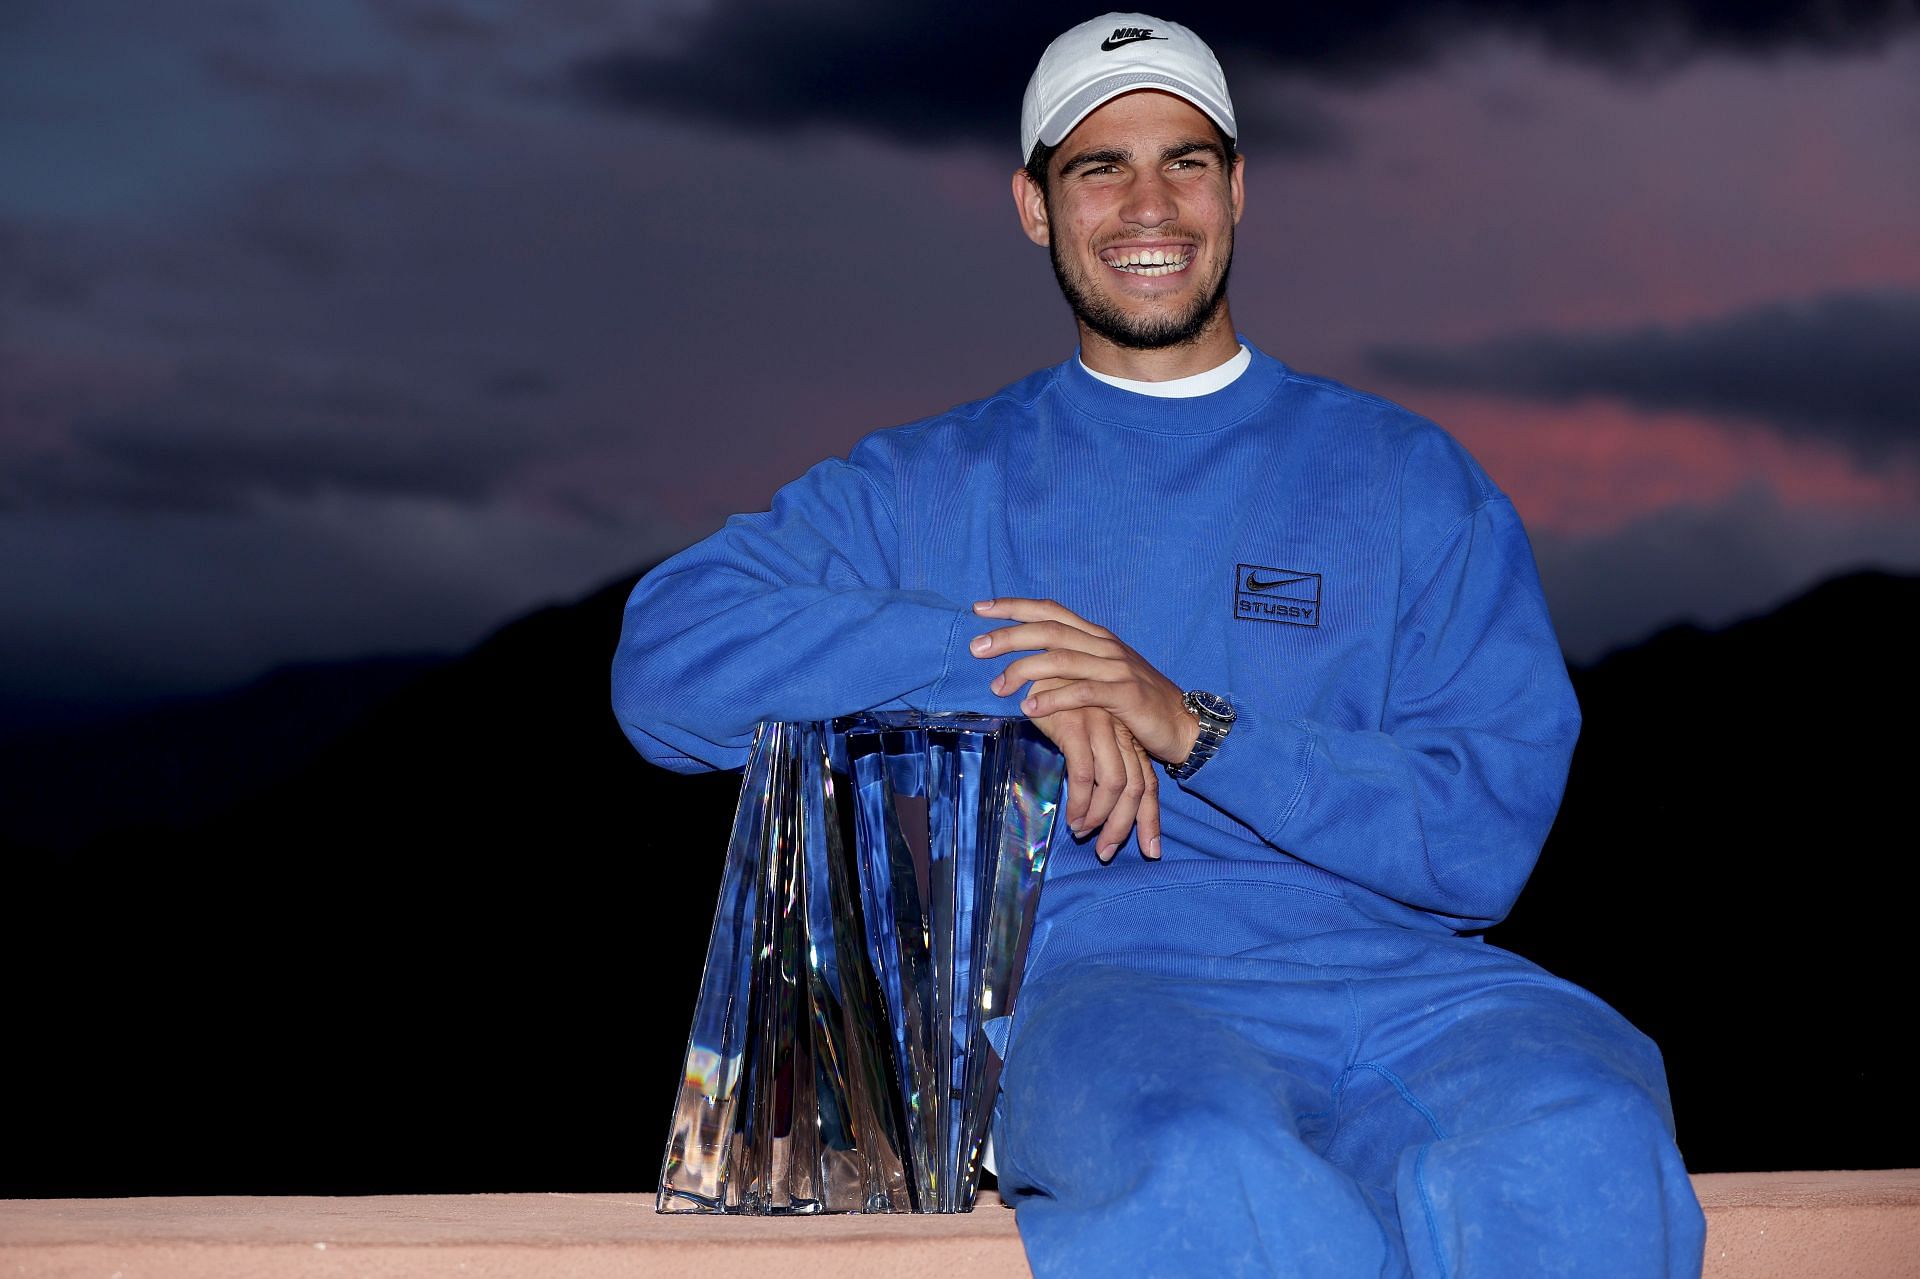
1166, 689, 1235, 781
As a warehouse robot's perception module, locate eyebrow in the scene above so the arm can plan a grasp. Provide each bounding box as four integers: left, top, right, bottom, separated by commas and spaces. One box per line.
1058, 138, 1226, 176
1161, 139, 1226, 165
1058, 146, 1131, 176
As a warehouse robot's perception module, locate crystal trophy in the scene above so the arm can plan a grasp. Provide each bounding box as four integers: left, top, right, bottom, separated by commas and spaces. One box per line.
656, 712, 1065, 1214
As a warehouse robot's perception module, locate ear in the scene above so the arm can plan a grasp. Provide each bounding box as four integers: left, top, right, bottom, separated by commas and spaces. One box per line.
1012, 167, 1051, 247
1229, 152, 1246, 226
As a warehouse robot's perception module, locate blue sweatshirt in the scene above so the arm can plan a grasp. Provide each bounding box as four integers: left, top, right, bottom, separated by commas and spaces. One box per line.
612, 342, 1580, 936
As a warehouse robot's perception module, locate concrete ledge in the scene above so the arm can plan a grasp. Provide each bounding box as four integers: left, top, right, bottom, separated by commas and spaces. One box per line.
3, 1173, 1916, 1277
1693, 1171, 1920, 1278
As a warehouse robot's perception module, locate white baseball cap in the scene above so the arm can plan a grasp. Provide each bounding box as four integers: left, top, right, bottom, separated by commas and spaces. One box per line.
1020, 13, 1237, 163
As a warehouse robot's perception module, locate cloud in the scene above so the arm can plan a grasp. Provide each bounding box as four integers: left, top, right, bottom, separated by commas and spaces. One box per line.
200, 45, 414, 116
481, 368, 560, 400
364, 0, 506, 47
0, 489, 680, 710
1, 361, 555, 514
0, 219, 99, 310
561, 0, 1919, 152
1367, 290, 1920, 463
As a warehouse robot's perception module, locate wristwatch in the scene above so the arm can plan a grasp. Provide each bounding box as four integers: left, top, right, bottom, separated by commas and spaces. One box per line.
1166, 690, 1235, 781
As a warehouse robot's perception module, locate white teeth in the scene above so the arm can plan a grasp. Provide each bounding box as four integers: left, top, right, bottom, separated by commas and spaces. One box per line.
1105, 247, 1192, 275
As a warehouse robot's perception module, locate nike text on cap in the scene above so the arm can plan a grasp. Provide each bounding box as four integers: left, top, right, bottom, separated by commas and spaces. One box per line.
1020, 12, 1237, 163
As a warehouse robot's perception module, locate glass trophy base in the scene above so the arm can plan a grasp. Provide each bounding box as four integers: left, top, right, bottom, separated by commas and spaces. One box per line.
656, 712, 1065, 1214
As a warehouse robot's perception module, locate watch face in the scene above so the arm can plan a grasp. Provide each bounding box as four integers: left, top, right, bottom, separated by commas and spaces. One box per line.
1187, 690, 1235, 724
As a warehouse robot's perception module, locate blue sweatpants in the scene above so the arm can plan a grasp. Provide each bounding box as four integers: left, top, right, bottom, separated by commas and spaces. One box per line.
994, 876, 1706, 1278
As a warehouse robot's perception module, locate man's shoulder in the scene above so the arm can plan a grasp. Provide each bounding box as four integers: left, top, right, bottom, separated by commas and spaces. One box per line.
1277, 364, 1461, 447
846, 362, 1067, 462
901, 362, 1064, 433
1275, 360, 1501, 504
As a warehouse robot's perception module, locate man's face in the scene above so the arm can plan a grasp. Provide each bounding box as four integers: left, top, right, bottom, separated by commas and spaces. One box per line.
1015, 90, 1245, 352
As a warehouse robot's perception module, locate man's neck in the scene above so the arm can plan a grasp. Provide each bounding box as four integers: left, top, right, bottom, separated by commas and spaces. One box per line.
1076, 305, 1242, 382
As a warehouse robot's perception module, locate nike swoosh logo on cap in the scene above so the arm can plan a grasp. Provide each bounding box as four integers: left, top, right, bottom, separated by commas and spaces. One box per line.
1100, 33, 1168, 51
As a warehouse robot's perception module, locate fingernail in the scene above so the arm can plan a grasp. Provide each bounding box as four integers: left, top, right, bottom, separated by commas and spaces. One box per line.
1147, 837, 1163, 860
1097, 843, 1117, 863
1069, 825, 1086, 839
991, 675, 1006, 694
1020, 696, 1038, 713
973, 599, 995, 611
969, 634, 990, 654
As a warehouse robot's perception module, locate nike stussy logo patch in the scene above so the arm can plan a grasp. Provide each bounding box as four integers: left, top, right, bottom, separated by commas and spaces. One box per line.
1235, 563, 1322, 626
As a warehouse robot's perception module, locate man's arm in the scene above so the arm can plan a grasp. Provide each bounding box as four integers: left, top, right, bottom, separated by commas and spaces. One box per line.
612, 443, 1166, 856
611, 449, 992, 773
977, 495, 1580, 930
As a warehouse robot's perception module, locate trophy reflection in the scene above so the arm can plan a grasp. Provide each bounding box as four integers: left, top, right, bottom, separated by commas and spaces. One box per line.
657, 713, 1065, 1214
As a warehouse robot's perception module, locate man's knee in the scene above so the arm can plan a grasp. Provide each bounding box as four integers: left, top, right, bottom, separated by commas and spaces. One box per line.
1406, 984, 1679, 1140
1401, 1074, 1704, 1279
1012, 1088, 1397, 1279
999, 964, 1338, 1198
1002, 1011, 1295, 1197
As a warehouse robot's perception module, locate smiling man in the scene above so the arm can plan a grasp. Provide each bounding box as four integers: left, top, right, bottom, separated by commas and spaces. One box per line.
1021, 90, 1240, 356
613, 13, 1705, 1277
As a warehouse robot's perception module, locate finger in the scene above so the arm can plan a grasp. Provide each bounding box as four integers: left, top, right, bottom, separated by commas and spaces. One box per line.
1135, 746, 1162, 860
1097, 738, 1148, 863
1021, 678, 1113, 718
1079, 715, 1128, 848
970, 619, 1120, 659
1051, 717, 1096, 834
995, 650, 1116, 694
971, 598, 1114, 640
1048, 711, 1097, 833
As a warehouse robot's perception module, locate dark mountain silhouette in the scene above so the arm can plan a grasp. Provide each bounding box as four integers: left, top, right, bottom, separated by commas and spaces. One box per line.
5, 568, 1915, 1196
0, 655, 445, 851
1488, 568, 1920, 1175
4, 570, 737, 1197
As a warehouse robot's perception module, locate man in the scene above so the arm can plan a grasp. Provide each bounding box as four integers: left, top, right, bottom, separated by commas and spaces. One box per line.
614, 13, 1706, 1277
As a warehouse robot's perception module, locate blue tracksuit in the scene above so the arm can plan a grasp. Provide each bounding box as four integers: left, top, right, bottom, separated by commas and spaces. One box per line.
613, 343, 1706, 1276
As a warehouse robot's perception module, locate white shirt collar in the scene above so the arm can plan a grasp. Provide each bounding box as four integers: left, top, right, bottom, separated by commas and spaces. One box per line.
1078, 344, 1251, 398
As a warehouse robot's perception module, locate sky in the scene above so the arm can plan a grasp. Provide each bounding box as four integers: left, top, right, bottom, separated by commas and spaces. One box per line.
2, 0, 1917, 716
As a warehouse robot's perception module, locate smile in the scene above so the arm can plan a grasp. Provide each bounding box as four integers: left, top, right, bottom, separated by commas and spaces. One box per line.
1099, 245, 1195, 276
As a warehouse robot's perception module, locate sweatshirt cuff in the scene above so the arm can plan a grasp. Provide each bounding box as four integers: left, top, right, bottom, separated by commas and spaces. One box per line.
919, 606, 1029, 715
1175, 699, 1317, 844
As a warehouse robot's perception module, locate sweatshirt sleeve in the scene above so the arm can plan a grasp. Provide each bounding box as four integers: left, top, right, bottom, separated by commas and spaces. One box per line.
610, 442, 1017, 775
1180, 494, 1581, 930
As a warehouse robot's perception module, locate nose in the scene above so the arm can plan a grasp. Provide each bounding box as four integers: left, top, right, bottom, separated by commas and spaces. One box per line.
1118, 167, 1175, 230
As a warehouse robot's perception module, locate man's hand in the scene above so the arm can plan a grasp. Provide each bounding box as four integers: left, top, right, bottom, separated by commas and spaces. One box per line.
1020, 676, 1160, 862
969, 597, 1200, 862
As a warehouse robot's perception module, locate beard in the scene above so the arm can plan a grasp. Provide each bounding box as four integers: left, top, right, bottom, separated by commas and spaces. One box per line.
1047, 229, 1234, 351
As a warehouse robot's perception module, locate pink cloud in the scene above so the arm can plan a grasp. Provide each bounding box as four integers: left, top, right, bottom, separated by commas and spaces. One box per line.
1407, 390, 1920, 537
